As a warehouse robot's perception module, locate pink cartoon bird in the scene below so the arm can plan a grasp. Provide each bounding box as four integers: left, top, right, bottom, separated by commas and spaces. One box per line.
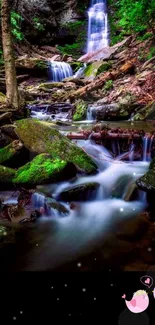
122, 290, 149, 313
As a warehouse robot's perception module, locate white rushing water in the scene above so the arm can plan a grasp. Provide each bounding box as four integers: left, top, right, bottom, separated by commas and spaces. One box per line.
22, 139, 149, 271
74, 63, 87, 78
143, 135, 153, 161
48, 61, 73, 81
87, 0, 109, 53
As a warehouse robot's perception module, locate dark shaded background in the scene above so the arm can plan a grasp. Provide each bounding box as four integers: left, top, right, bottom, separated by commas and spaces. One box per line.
1, 272, 155, 324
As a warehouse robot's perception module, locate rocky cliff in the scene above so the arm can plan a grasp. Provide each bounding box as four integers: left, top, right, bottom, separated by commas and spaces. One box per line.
15, 0, 89, 53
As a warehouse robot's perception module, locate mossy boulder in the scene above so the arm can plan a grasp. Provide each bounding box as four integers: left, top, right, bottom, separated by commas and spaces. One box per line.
15, 119, 97, 174
84, 61, 103, 79
13, 154, 77, 187
96, 62, 112, 76
73, 100, 87, 121
84, 61, 110, 79
0, 165, 16, 186
59, 182, 99, 201
136, 158, 155, 192
0, 140, 23, 165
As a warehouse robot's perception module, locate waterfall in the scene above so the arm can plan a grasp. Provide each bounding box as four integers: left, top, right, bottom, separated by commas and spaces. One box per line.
48, 61, 73, 82
86, 106, 96, 120
143, 136, 153, 161
87, 0, 109, 53
74, 63, 87, 78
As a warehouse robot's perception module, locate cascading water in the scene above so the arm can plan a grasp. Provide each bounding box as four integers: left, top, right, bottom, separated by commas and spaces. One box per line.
143, 135, 153, 161
0, 137, 150, 271
87, 0, 109, 53
74, 63, 87, 78
48, 61, 73, 81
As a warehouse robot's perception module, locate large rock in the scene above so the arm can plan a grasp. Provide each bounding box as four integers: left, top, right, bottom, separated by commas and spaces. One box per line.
94, 103, 135, 121
0, 165, 16, 187
132, 101, 155, 121
73, 100, 87, 121
0, 140, 23, 165
59, 182, 99, 201
13, 154, 77, 187
15, 119, 97, 174
136, 158, 155, 192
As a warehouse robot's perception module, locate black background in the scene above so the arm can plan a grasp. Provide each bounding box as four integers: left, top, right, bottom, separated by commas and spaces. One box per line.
1, 272, 155, 324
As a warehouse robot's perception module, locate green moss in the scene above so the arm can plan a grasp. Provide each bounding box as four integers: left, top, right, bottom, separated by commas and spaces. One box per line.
84, 62, 102, 78
15, 119, 97, 174
0, 92, 6, 103
36, 60, 48, 69
96, 62, 112, 75
103, 80, 113, 91
0, 143, 18, 164
58, 21, 87, 58
73, 100, 87, 121
0, 165, 16, 184
13, 154, 67, 186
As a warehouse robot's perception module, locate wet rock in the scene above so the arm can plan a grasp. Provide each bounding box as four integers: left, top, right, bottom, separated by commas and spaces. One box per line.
1, 124, 18, 140
0, 203, 19, 221
0, 112, 12, 124
73, 100, 87, 121
132, 101, 155, 121
136, 158, 155, 192
59, 182, 99, 201
0, 165, 16, 188
46, 198, 69, 215
15, 119, 97, 174
0, 140, 23, 165
94, 103, 134, 121
13, 154, 77, 187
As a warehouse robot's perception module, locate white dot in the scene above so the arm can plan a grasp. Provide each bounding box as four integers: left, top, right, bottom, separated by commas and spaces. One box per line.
133, 208, 135, 211
51, 286, 54, 289
57, 298, 59, 300
77, 263, 82, 268
13, 317, 16, 320
3, 232, 7, 236
111, 284, 113, 287
82, 288, 86, 292
133, 172, 136, 176
20, 311, 23, 314
65, 284, 67, 287
148, 247, 152, 252
94, 297, 96, 300
36, 244, 38, 246
120, 208, 124, 212
69, 314, 71, 316
109, 269, 111, 272
94, 258, 97, 261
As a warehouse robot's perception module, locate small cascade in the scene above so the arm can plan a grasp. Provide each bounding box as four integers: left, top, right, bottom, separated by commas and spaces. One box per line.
31, 193, 51, 215
87, 0, 109, 53
129, 143, 135, 162
86, 106, 96, 120
74, 63, 87, 78
143, 136, 153, 161
48, 61, 73, 81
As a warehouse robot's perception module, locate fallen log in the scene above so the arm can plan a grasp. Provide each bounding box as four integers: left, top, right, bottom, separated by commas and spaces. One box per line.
70, 59, 136, 100
67, 131, 144, 140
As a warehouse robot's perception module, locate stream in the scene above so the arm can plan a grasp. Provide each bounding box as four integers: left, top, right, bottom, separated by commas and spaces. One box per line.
0, 129, 150, 271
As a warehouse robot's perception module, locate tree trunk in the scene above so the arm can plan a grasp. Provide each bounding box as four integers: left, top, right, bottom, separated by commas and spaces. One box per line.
1, 0, 19, 109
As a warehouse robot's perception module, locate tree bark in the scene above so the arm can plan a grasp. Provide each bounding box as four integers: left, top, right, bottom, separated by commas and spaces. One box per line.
1, 0, 19, 109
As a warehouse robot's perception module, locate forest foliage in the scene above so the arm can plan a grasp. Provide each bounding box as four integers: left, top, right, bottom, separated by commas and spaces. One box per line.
109, 0, 155, 45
